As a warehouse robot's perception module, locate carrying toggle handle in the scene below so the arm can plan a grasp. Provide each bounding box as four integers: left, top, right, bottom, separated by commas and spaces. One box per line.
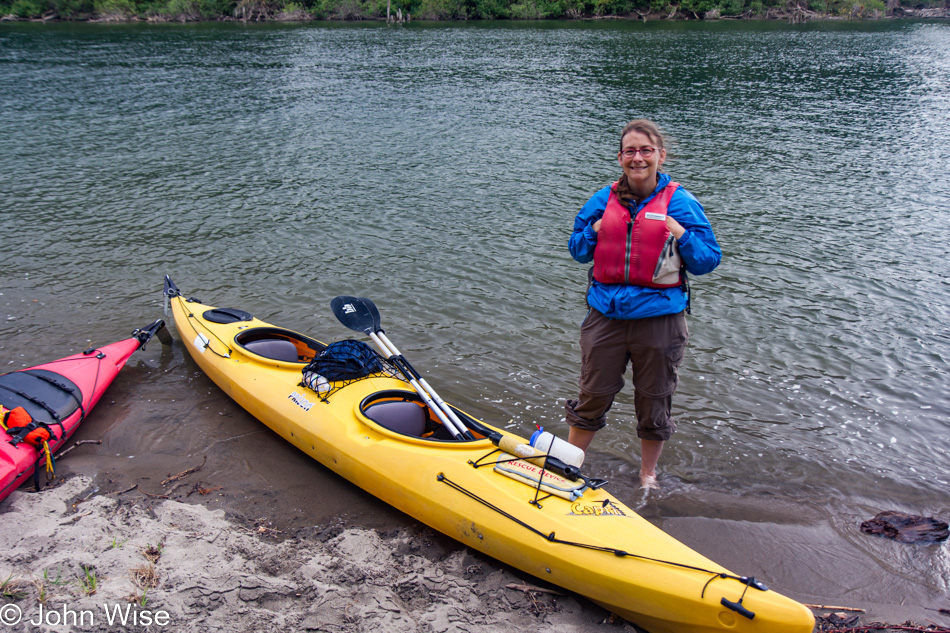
721, 597, 755, 620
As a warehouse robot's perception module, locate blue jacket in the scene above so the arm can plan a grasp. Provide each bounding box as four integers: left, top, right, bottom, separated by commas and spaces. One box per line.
569, 173, 721, 319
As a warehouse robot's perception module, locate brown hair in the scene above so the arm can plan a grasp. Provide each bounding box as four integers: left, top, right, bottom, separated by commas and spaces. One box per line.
615, 118, 667, 205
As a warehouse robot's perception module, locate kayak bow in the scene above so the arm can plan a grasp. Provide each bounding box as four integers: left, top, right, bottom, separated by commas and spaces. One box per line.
1, 319, 168, 502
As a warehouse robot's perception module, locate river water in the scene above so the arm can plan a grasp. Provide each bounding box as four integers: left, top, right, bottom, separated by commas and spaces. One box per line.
2, 19, 949, 619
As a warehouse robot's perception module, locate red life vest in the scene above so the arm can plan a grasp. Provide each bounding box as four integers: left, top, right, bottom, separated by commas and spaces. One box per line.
592, 181, 683, 288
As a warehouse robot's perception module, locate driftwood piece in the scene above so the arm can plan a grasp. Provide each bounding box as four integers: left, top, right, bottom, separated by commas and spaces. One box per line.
54, 439, 102, 460
161, 456, 207, 486
108, 484, 139, 496
138, 488, 169, 499
805, 603, 866, 613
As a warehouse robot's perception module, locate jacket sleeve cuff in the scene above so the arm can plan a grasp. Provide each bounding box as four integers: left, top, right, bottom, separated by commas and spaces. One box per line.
584, 224, 599, 243
677, 229, 692, 246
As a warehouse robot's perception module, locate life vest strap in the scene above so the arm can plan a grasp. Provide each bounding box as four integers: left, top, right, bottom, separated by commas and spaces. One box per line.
4, 418, 58, 448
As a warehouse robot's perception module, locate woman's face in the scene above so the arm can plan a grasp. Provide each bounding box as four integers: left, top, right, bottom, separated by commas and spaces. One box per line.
618, 129, 666, 194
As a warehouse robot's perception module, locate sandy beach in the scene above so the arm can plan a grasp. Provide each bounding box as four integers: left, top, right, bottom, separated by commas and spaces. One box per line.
0, 476, 635, 633
2, 471, 948, 633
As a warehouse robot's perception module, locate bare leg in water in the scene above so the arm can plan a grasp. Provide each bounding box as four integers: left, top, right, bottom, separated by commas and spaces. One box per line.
639, 439, 664, 489
569, 428, 663, 489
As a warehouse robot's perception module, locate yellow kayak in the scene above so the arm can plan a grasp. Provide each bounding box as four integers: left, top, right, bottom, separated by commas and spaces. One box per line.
163, 277, 815, 633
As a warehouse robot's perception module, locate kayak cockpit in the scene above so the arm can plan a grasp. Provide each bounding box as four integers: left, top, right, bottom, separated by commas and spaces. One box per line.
234, 328, 325, 364
359, 390, 488, 443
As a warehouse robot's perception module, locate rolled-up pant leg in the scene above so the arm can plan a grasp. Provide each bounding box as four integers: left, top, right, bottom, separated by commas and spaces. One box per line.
630, 311, 688, 442
564, 393, 614, 432
566, 309, 689, 441
565, 309, 628, 432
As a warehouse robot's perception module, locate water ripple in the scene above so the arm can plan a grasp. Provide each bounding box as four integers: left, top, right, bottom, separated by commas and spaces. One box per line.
2, 20, 948, 532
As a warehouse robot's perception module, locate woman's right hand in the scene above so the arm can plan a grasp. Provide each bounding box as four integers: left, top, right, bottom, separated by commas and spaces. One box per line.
592, 219, 602, 233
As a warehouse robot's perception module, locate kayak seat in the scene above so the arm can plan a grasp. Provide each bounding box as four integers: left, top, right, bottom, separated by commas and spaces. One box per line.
235, 328, 325, 364
364, 401, 426, 437
243, 339, 300, 362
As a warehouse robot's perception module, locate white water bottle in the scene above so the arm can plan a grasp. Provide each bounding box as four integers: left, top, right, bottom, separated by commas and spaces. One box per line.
529, 427, 585, 468
302, 371, 330, 394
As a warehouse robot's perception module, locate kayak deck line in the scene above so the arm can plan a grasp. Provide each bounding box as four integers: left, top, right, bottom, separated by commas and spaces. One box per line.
165, 281, 236, 359
437, 472, 767, 618
0, 368, 87, 430
183, 309, 234, 359
19, 368, 85, 411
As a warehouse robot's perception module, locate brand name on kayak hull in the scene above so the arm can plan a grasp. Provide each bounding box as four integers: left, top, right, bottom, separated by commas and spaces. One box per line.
570, 502, 627, 517
288, 391, 315, 411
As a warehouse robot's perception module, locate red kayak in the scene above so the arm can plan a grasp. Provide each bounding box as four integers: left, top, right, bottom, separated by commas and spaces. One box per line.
0, 320, 168, 502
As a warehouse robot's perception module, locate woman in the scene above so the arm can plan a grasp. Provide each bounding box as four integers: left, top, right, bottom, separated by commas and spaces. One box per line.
565, 119, 721, 489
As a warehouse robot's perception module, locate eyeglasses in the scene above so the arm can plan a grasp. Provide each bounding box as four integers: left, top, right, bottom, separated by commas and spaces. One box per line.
619, 147, 657, 158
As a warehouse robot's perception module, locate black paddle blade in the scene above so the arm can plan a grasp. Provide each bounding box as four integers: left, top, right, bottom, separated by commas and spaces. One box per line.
330, 296, 381, 335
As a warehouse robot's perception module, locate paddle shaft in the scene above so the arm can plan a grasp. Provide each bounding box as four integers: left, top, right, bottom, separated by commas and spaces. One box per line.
374, 331, 475, 440
328, 297, 599, 482
366, 331, 470, 440
370, 332, 585, 478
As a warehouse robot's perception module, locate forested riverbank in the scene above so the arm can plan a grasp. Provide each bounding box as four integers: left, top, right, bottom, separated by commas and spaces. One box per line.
1, 0, 946, 24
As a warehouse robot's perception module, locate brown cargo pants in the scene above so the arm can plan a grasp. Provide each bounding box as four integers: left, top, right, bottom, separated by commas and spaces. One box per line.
565, 308, 688, 442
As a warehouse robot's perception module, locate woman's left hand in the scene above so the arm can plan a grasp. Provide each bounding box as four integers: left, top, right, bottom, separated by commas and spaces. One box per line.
666, 216, 686, 239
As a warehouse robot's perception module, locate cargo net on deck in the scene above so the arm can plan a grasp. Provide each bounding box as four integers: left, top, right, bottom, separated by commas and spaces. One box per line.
300, 340, 399, 402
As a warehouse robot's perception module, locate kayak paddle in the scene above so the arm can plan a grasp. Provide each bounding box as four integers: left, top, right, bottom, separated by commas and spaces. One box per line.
330, 296, 473, 441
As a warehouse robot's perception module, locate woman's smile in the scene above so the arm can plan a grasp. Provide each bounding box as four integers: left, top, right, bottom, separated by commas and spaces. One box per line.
618, 130, 666, 198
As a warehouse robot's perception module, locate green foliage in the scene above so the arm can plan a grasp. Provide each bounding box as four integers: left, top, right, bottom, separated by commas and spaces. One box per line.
324, 0, 364, 18
304, 0, 331, 17
94, 0, 135, 15
1, 573, 28, 600
859, 0, 886, 12
590, 0, 633, 15
414, 0, 458, 18
8, 0, 45, 16
718, 0, 744, 13
474, 0, 509, 17
50, 0, 95, 15
77, 566, 98, 596
162, 0, 230, 18
678, 0, 715, 14
4, 0, 942, 23
508, 0, 548, 17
